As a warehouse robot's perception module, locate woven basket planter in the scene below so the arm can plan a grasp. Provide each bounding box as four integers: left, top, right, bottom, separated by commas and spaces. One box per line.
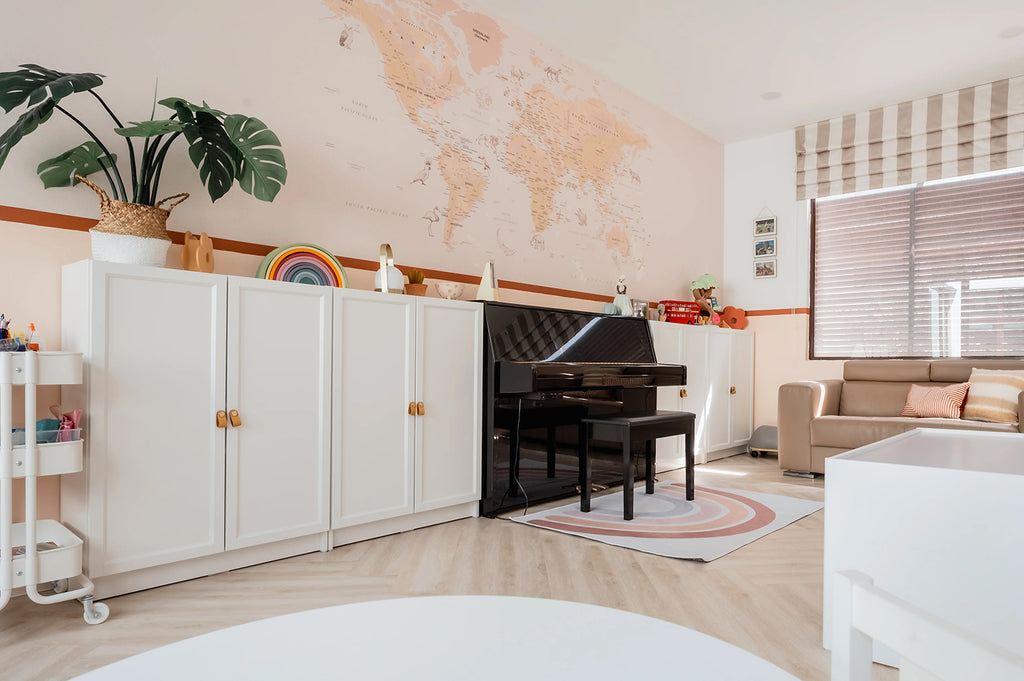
77, 175, 188, 266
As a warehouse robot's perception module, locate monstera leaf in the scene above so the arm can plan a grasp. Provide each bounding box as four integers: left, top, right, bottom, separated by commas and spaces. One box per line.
0, 99, 54, 168
115, 119, 185, 137
176, 101, 241, 203
224, 114, 286, 202
36, 141, 116, 188
0, 64, 103, 113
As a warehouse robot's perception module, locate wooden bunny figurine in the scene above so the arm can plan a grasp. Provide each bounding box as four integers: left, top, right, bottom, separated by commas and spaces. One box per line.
182, 231, 215, 273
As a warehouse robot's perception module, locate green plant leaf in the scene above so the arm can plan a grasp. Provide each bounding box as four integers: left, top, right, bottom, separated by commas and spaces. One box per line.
158, 97, 226, 118
177, 103, 240, 202
36, 141, 116, 188
115, 120, 185, 137
223, 114, 286, 202
0, 64, 103, 114
0, 99, 55, 169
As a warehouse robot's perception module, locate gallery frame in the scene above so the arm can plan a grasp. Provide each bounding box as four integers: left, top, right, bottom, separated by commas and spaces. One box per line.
753, 215, 778, 279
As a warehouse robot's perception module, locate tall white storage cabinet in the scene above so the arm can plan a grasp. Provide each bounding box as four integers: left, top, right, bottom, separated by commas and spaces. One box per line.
650, 322, 753, 463
61, 261, 331, 596
331, 290, 482, 543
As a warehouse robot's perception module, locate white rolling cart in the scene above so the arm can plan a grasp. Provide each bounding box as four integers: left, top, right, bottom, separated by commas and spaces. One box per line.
1, 351, 108, 624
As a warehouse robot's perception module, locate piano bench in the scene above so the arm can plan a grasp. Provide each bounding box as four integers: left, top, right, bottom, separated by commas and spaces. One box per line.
495, 404, 589, 496
579, 410, 696, 520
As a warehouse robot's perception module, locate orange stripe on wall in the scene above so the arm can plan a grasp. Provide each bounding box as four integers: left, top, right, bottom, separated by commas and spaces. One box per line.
1, 204, 614, 304
746, 308, 810, 316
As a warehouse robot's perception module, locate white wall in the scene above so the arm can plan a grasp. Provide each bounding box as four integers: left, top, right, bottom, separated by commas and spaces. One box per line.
722, 130, 807, 311
723, 131, 843, 428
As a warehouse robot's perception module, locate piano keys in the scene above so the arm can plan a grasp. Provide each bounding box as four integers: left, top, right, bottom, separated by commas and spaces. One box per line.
480, 301, 685, 516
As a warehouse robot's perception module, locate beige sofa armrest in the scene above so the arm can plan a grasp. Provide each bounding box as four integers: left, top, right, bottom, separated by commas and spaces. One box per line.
778, 379, 843, 472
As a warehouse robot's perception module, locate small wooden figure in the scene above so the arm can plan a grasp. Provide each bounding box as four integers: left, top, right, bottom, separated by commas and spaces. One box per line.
182, 231, 215, 273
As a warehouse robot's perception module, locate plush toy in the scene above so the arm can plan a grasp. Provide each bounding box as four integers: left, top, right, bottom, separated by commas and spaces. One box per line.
689, 273, 719, 324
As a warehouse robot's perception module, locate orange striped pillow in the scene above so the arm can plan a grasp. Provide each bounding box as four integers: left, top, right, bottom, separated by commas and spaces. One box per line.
900, 383, 970, 418
962, 369, 1024, 423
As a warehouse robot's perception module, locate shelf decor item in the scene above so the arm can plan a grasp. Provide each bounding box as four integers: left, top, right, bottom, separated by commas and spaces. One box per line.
0, 64, 287, 265
257, 243, 349, 287
405, 269, 427, 296
374, 243, 405, 293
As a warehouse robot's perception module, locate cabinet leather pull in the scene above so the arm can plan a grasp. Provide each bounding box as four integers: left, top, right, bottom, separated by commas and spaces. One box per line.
680, 389, 687, 398
216, 410, 227, 428
730, 386, 737, 395
229, 409, 242, 427
417, 401, 425, 416
408, 402, 416, 415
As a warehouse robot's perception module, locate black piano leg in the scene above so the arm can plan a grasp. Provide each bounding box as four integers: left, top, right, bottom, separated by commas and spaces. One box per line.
623, 439, 634, 521
509, 425, 521, 498
685, 418, 695, 501
579, 423, 591, 512
546, 426, 556, 478
645, 439, 655, 495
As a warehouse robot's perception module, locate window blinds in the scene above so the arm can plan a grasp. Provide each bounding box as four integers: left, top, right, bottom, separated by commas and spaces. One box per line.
812, 169, 1024, 358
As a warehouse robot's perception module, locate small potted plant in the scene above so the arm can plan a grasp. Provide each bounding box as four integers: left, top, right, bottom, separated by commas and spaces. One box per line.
0, 64, 287, 265
405, 269, 428, 296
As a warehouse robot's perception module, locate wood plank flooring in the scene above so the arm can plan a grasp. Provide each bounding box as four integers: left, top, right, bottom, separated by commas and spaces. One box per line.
0, 455, 896, 681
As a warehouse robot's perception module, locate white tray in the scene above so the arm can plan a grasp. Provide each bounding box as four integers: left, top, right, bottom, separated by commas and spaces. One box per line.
3, 352, 83, 386
10, 439, 84, 478
7, 520, 84, 588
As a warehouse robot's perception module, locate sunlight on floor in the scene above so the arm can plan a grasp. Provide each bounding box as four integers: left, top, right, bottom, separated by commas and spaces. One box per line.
696, 467, 748, 476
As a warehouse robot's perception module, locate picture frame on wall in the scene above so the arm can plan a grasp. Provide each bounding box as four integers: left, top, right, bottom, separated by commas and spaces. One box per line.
754, 237, 777, 257
754, 217, 776, 236
754, 259, 777, 279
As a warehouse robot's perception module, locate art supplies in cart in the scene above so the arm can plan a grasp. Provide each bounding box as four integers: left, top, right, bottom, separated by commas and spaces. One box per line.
0, 315, 43, 352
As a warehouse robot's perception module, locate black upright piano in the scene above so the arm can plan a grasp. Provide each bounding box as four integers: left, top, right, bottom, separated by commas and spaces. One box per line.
480, 301, 686, 516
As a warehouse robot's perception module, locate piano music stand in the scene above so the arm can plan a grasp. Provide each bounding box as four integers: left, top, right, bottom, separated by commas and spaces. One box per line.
579, 410, 696, 520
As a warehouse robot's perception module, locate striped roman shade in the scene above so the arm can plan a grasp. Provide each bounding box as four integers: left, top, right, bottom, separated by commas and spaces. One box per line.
796, 75, 1024, 200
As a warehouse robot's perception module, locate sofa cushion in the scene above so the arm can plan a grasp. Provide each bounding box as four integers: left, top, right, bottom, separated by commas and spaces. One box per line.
839, 382, 915, 417
811, 415, 1018, 450
844, 360, 931, 382
929, 359, 1024, 383
900, 382, 969, 418
962, 368, 1024, 423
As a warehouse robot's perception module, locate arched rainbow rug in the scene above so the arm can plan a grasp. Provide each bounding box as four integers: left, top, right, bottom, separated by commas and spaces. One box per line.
511, 483, 823, 561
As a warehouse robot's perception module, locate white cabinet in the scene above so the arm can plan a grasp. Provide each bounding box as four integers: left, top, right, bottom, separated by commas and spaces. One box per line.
331, 291, 482, 533
650, 323, 753, 463
60, 261, 481, 597
60, 261, 331, 582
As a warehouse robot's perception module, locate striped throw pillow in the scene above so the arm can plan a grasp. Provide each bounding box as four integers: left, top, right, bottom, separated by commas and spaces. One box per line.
900, 383, 970, 419
962, 369, 1024, 423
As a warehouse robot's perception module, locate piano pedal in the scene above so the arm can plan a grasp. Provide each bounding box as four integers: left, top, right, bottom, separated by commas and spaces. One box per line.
572, 483, 608, 494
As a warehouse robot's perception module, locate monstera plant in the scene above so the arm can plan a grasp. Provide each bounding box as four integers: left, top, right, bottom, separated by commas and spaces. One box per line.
0, 64, 286, 205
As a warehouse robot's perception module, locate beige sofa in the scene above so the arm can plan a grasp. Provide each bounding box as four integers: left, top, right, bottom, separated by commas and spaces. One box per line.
778, 359, 1024, 474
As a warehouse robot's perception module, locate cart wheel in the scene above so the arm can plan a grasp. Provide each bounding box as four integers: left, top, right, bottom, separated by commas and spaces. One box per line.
52, 579, 69, 594
750, 450, 760, 458
81, 597, 110, 625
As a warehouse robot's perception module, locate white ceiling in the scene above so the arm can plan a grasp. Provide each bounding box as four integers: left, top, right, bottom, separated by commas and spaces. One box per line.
471, 0, 1024, 143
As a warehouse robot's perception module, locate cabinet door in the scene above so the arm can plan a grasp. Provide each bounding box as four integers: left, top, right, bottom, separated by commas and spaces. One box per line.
415, 299, 482, 512
80, 263, 226, 577
679, 326, 711, 462
225, 278, 332, 550
728, 332, 754, 445
706, 330, 733, 452
332, 291, 415, 528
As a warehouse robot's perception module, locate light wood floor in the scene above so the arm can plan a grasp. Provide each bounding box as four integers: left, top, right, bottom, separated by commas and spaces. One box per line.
0, 454, 895, 681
